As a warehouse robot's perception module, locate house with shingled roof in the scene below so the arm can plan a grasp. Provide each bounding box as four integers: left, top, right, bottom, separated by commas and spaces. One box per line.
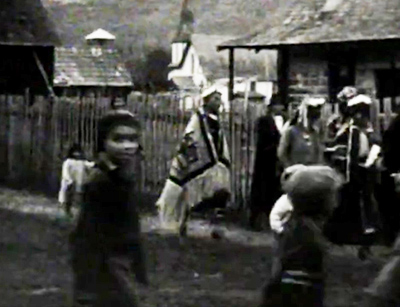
54, 28, 133, 100
218, 0, 400, 131
0, 0, 60, 95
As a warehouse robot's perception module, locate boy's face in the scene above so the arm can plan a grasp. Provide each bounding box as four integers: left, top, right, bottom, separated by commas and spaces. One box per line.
104, 125, 140, 165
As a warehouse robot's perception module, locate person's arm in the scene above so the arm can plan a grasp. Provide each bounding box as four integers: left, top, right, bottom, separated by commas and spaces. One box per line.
277, 127, 292, 169
58, 160, 73, 204
347, 126, 361, 183
269, 194, 294, 234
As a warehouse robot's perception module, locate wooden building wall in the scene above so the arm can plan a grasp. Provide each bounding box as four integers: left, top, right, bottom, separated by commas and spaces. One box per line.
0, 45, 54, 95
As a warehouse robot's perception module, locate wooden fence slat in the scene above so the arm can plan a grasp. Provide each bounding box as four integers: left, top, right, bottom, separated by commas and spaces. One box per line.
0, 92, 394, 207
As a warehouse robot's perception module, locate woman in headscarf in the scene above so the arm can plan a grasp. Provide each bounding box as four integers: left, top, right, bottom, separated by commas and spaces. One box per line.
277, 96, 326, 169
324, 94, 381, 259
326, 86, 358, 140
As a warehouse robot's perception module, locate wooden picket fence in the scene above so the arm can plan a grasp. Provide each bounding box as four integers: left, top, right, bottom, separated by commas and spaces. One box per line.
0, 92, 396, 210
0, 92, 260, 210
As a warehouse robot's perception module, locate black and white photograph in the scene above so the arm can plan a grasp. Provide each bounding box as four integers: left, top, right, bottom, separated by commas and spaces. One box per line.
1, 0, 400, 306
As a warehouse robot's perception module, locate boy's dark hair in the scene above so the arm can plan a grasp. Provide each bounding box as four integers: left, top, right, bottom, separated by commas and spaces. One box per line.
96, 110, 141, 153
67, 143, 84, 159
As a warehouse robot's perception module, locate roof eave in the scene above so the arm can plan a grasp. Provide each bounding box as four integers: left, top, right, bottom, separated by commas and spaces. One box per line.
0, 41, 57, 47
54, 83, 133, 87
217, 37, 400, 51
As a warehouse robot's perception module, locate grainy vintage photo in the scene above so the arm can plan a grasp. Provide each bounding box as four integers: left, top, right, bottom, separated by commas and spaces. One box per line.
1, 0, 400, 306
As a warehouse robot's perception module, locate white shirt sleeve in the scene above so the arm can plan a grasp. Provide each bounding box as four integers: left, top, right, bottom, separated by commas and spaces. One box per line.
269, 194, 294, 234
58, 159, 73, 204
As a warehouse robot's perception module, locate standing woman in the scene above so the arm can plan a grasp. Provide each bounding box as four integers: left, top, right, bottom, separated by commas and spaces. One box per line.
379, 109, 400, 245
277, 96, 326, 169
58, 144, 94, 218
325, 94, 381, 258
249, 97, 284, 231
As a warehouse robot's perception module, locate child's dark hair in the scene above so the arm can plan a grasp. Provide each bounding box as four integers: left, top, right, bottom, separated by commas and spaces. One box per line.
96, 110, 141, 153
67, 143, 84, 159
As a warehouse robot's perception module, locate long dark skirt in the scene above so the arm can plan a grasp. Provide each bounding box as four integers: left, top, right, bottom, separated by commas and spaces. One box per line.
324, 179, 381, 246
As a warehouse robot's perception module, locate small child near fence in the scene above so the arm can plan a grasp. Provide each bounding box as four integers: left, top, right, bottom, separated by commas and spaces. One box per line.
58, 144, 94, 218
262, 165, 343, 307
69, 110, 148, 306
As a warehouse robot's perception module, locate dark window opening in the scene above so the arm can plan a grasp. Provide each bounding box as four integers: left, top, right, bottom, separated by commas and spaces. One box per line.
328, 50, 356, 103
250, 81, 256, 92
375, 69, 400, 113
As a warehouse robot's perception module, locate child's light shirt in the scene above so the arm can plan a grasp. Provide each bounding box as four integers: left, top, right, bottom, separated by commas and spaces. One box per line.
58, 158, 94, 203
269, 194, 294, 234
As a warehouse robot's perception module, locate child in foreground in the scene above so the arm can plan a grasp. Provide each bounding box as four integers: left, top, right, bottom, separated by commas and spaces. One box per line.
58, 144, 94, 218
262, 165, 342, 307
69, 110, 147, 307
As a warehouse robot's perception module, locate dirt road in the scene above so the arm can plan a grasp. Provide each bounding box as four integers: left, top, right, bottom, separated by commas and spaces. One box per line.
0, 188, 391, 307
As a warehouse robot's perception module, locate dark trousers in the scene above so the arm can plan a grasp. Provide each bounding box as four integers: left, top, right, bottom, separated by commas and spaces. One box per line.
71, 243, 138, 307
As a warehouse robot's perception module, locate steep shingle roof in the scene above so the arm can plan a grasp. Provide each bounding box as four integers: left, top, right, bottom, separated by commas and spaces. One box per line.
219, 0, 400, 49
0, 0, 60, 46
54, 47, 132, 87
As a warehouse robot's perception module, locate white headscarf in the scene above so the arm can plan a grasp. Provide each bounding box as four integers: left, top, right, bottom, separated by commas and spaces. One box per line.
297, 96, 325, 129
347, 94, 372, 107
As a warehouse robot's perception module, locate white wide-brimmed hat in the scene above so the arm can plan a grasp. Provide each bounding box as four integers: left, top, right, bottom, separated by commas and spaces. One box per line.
201, 85, 223, 99
347, 94, 372, 107
303, 97, 326, 107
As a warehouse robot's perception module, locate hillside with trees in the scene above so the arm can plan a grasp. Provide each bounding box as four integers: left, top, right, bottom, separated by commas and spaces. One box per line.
44, 0, 293, 90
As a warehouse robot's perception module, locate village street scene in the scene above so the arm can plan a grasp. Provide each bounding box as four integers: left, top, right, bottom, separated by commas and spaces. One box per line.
2, 0, 400, 306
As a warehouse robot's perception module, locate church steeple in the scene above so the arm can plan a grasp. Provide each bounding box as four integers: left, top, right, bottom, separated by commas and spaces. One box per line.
173, 0, 194, 42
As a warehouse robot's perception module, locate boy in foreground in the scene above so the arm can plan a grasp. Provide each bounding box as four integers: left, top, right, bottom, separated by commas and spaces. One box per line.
262, 166, 342, 307
69, 110, 147, 307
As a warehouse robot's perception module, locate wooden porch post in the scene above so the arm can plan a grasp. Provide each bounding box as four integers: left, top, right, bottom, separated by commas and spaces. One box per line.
277, 47, 289, 109
228, 47, 236, 209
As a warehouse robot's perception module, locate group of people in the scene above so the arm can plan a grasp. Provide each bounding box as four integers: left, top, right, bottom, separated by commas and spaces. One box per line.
56, 85, 400, 306
250, 86, 400, 306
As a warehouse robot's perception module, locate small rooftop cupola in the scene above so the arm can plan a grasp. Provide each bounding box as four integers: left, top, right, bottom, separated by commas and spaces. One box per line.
85, 28, 116, 56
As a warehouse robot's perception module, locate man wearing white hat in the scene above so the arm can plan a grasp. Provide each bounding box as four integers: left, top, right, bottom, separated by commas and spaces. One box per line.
156, 86, 231, 238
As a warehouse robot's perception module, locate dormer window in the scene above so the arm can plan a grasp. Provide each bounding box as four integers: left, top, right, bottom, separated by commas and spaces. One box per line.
250, 80, 256, 91
91, 47, 102, 57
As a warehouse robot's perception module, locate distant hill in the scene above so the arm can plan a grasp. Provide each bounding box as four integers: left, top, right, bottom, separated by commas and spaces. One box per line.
44, 0, 291, 90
